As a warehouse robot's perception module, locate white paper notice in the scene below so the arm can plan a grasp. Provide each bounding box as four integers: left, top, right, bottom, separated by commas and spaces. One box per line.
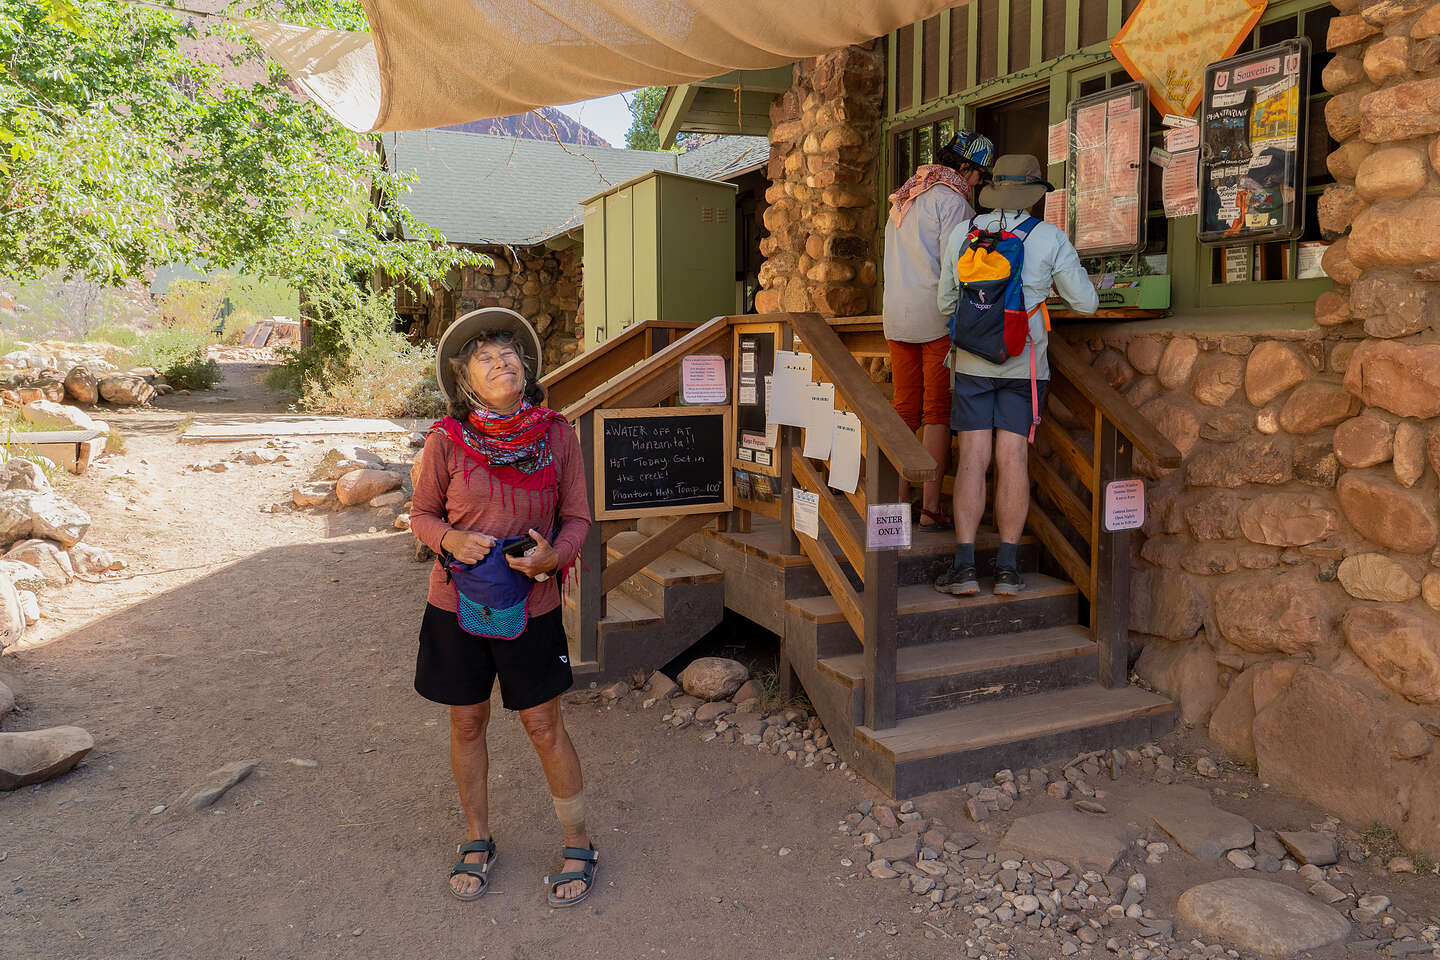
767, 350, 813, 427
801, 382, 836, 459
1103, 478, 1145, 531
828, 410, 862, 494
866, 503, 912, 551
680, 354, 727, 404
792, 489, 820, 540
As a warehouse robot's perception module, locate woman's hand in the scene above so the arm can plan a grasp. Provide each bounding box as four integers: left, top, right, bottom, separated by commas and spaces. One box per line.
441, 529, 496, 564
506, 528, 558, 578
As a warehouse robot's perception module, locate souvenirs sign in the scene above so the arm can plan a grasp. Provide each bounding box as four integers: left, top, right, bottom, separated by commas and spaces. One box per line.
1110, 0, 1268, 118
1067, 82, 1149, 258
1198, 38, 1310, 246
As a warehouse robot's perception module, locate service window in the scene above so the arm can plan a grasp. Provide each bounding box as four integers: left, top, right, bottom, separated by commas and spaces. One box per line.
889, 109, 959, 190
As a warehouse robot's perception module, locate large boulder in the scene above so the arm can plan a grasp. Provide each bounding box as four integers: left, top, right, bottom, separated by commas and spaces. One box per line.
1183, 492, 1241, 541
1237, 493, 1337, 546
18, 399, 102, 434
293, 481, 337, 508
1393, 421, 1426, 486
63, 365, 99, 405
1208, 667, 1260, 765
1243, 342, 1310, 407
1130, 785, 1254, 860
1185, 436, 1292, 487
0, 490, 90, 549
335, 468, 402, 507
0, 558, 45, 592
1342, 605, 1440, 704
4, 540, 74, 586
1191, 353, 1244, 406
1336, 553, 1420, 601
0, 726, 94, 789
1214, 573, 1331, 656
1336, 472, 1438, 553
0, 577, 23, 648
1333, 415, 1393, 467
0, 457, 49, 494
97, 375, 155, 406
1277, 382, 1361, 434
1176, 878, 1350, 957
1157, 338, 1199, 390
1342, 340, 1440, 417
1134, 398, 1199, 478
678, 657, 749, 701
1134, 638, 1222, 726
1129, 569, 1205, 640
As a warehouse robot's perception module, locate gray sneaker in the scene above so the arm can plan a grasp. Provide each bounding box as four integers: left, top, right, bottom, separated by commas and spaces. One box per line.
935, 563, 980, 596
993, 566, 1024, 596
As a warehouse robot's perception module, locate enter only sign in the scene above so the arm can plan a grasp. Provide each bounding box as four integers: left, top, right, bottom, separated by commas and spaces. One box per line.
1103, 478, 1145, 532
866, 503, 912, 551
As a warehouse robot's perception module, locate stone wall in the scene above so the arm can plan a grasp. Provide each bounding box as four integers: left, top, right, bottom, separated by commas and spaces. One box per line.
411, 244, 583, 371
755, 43, 884, 318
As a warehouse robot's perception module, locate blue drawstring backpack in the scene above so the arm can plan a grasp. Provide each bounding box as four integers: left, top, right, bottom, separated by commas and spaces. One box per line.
444, 534, 536, 639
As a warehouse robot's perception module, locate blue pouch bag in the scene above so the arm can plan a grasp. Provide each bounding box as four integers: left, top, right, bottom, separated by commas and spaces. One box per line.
445, 535, 534, 639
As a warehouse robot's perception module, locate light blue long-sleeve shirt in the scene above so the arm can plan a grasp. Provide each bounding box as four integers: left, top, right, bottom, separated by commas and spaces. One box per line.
938, 209, 1099, 380
882, 186, 976, 344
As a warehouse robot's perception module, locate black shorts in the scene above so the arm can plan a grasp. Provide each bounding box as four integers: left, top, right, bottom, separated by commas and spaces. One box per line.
951, 374, 1049, 437
414, 604, 573, 711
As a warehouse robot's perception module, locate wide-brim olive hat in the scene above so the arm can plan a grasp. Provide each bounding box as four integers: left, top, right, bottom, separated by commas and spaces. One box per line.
979, 154, 1053, 211
435, 306, 543, 404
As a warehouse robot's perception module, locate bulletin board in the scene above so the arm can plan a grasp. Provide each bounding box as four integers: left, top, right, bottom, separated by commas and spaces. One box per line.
1198, 38, 1311, 246
1067, 82, 1149, 258
732, 321, 782, 479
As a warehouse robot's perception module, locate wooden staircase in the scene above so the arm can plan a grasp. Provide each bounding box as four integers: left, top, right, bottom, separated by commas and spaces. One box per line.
563, 530, 724, 683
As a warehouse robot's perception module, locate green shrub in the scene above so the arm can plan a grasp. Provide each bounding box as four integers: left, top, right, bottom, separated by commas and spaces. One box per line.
86, 324, 140, 349
132, 325, 221, 390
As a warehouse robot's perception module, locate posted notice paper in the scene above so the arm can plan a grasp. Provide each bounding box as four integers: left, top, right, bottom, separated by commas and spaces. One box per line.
792, 489, 820, 540
801, 382, 836, 459
828, 410, 862, 494
767, 350, 813, 427
680, 354, 727, 404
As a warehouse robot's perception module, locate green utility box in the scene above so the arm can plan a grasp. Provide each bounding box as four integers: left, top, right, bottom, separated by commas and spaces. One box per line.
581, 170, 738, 348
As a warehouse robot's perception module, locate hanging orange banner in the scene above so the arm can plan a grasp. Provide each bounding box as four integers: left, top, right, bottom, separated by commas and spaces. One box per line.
1110, 0, 1268, 118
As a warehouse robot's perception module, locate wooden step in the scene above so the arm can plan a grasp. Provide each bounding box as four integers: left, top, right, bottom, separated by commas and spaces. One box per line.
787, 574, 1079, 652
562, 589, 662, 632
606, 531, 723, 585
816, 625, 1097, 719
855, 684, 1176, 796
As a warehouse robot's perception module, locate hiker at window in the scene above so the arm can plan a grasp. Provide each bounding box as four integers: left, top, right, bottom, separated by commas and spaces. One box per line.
410, 308, 600, 907
883, 130, 996, 531
934, 155, 1097, 597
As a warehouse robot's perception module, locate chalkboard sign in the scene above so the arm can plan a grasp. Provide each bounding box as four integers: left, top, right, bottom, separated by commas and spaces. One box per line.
1198, 38, 1310, 246
593, 406, 733, 520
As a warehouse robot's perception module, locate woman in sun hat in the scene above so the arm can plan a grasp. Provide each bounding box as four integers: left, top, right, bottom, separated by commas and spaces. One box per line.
409, 306, 599, 906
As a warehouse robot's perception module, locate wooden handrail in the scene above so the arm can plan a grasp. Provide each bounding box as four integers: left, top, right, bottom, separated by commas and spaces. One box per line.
787, 312, 937, 484
792, 455, 866, 579
562, 315, 732, 421
1048, 339, 1181, 468
541, 319, 701, 412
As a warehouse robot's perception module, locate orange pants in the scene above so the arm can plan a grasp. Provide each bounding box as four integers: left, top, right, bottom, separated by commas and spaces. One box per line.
888, 336, 953, 430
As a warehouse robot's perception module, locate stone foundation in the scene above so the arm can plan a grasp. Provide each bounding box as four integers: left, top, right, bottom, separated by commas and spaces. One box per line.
1053, 325, 1440, 857
756, 43, 884, 318
410, 244, 583, 371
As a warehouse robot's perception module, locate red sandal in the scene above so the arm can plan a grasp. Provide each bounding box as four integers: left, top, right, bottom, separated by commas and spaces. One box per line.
917, 507, 953, 531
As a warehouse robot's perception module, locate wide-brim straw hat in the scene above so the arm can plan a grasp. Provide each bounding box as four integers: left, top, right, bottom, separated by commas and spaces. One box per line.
435, 306, 543, 404
979, 154, 1053, 211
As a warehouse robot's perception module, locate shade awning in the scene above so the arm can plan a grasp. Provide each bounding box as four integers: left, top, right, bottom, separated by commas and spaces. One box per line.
243, 0, 957, 133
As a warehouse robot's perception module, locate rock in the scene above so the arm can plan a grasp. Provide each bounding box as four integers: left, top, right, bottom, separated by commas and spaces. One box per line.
1314, 290, 1352, 327
1134, 639, 1222, 726
646, 671, 679, 699
1318, 183, 1366, 234
0, 679, 12, 720
1330, 12, 1382, 48
0, 458, 48, 494
1127, 338, 1164, 375
1423, 572, 1440, 611
1092, 349, 1134, 390
97, 375, 155, 406
1337, 553, 1420, 601
1393, 421, 1426, 487
19, 399, 101, 433
16, 590, 37, 626
1001, 809, 1134, 873
68, 543, 122, 575
1200, 410, 1254, 443
694, 701, 733, 722
368, 490, 405, 509
1342, 605, 1440, 703
0, 490, 90, 548
293, 481, 337, 508
1416, 2, 1440, 35
1337, 472, 1438, 554
1176, 878, 1350, 957
1387, 855, 1417, 873
599, 680, 629, 702
335, 469, 401, 507
1227, 849, 1256, 869
1134, 398, 1199, 478
1327, 139, 1374, 180
0, 578, 23, 647
1323, 237, 1363, 285
678, 657, 748, 701
1334, 416, 1393, 468
184, 759, 259, 810
0, 726, 94, 789
63, 366, 99, 405
1238, 493, 1338, 546
871, 835, 919, 862
1356, 893, 1391, 918
1278, 382, 1361, 434
1351, 272, 1439, 337
1278, 831, 1339, 866
1343, 340, 1440, 418
1185, 435, 1293, 488
1129, 569, 1204, 640
1157, 338, 1199, 390
1213, 573, 1332, 656
1209, 667, 1259, 765
4, 540, 74, 586
1360, 77, 1440, 142
1364, 36, 1412, 85
1392, 719, 1432, 758
1185, 491, 1241, 540
1192, 354, 1244, 406
1131, 785, 1255, 860
1309, 880, 1348, 903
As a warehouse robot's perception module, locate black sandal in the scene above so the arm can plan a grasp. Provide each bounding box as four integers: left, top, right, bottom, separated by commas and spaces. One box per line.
448, 838, 497, 901
544, 844, 598, 907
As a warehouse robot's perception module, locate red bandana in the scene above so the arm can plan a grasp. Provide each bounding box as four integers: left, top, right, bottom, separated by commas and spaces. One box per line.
888, 164, 974, 227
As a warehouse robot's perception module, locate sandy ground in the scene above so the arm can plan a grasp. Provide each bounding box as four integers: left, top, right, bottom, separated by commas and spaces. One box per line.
0, 361, 957, 960
2, 359, 1437, 960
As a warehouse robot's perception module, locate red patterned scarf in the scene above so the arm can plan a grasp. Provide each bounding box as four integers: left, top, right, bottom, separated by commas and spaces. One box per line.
431, 402, 568, 511
888, 164, 974, 227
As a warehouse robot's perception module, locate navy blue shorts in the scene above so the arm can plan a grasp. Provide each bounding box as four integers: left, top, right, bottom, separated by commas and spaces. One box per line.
951, 374, 1049, 437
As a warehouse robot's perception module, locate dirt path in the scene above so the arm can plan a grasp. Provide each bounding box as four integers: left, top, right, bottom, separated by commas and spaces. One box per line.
0, 360, 949, 960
